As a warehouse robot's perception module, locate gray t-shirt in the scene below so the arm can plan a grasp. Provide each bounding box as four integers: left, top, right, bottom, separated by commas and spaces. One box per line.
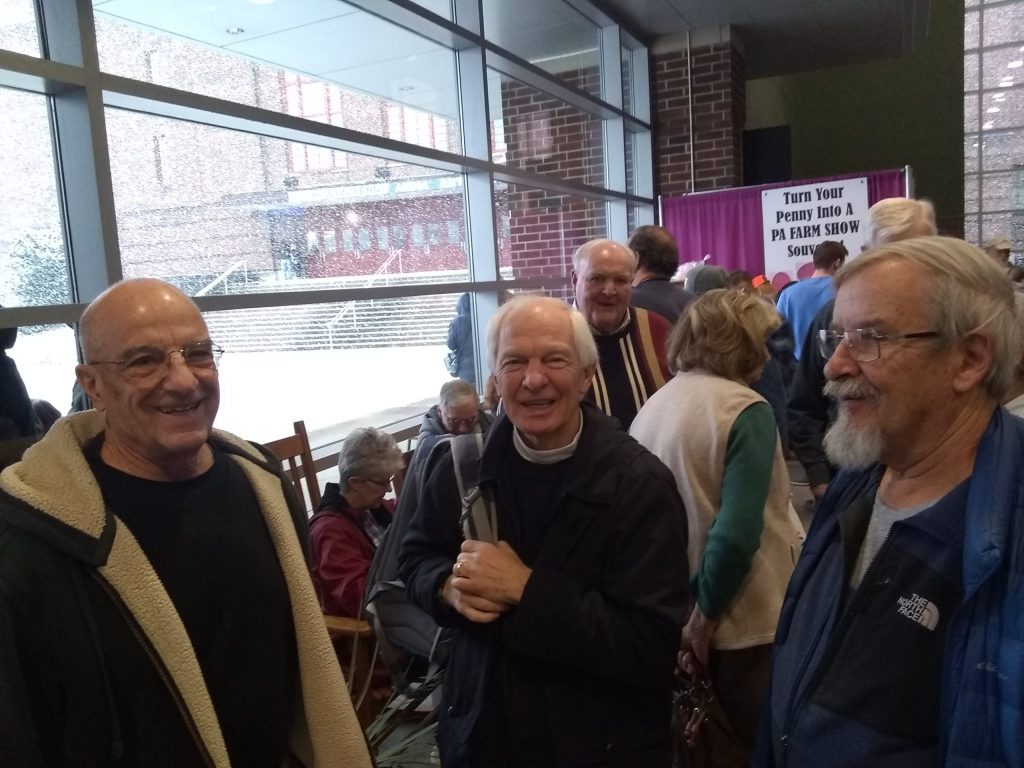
850, 493, 935, 587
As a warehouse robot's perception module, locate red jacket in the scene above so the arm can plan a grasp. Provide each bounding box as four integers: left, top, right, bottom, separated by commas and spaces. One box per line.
310, 483, 394, 618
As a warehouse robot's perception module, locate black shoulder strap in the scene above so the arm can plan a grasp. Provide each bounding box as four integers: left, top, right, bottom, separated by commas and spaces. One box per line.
452, 432, 498, 543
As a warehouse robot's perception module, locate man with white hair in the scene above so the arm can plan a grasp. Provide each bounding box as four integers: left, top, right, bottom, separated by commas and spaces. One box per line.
400, 295, 688, 768
763, 237, 1024, 767
788, 197, 937, 500
571, 238, 672, 430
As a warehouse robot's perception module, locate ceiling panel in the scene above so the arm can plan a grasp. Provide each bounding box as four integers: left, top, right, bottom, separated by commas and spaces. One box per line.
91, 0, 935, 116
94, 0, 359, 48
482, 0, 600, 64
321, 46, 459, 119
225, 11, 441, 74
664, 0, 752, 28
602, 0, 689, 32
595, 0, 930, 78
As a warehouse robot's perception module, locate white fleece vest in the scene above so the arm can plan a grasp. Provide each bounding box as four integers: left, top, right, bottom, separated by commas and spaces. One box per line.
631, 369, 804, 650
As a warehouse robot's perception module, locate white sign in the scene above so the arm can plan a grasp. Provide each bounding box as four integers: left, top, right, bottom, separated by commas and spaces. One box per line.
761, 177, 869, 285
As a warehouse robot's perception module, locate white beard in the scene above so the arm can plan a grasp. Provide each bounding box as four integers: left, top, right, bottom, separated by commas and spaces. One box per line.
824, 408, 883, 469
822, 377, 883, 469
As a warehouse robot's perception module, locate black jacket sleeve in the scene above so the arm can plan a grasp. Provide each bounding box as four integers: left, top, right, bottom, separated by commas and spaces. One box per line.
398, 451, 469, 629
786, 300, 836, 487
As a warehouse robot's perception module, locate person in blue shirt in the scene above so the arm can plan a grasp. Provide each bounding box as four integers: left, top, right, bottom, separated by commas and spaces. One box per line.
776, 240, 847, 360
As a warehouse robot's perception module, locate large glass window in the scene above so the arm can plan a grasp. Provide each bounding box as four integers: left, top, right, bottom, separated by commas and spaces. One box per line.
209, 293, 462, 443
104, 110, 468, 292
94, 7, 461, 152
0, 0, 653, 449
0, 88, 70, 308
4, 323, 78, 416
489, 69, 605, 187
0, 0, 39, 57
963, 0, 1024, 259
481, 0, 601, 99
494, 181, 607, 284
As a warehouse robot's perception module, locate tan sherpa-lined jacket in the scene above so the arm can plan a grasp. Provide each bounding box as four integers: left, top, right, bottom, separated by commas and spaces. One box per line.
0, 411, 372, 768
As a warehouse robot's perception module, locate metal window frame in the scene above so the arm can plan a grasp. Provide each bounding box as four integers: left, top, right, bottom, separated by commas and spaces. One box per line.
1, 0, 656, 396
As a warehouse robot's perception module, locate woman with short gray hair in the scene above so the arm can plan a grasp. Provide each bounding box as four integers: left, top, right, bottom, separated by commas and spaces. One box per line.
310, 427, 405, 618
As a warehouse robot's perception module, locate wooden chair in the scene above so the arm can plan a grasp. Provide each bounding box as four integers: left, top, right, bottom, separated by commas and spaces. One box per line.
264, 420, 322, 512
390, 448, 415, 498
324, 614, 392, 727
265, 422, 389, 726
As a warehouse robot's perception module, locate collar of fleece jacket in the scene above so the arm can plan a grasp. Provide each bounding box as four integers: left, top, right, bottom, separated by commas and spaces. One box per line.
0, 410, 372, 768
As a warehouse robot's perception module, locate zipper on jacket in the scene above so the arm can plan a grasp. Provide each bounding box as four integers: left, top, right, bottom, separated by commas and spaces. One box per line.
777, 523, 888, 760
89, 571, 217, 768
778, 592, 834, 768
779, 531, 896, 765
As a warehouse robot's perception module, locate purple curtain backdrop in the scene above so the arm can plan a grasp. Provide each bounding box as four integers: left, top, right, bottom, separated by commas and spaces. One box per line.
661, 169, 906, 278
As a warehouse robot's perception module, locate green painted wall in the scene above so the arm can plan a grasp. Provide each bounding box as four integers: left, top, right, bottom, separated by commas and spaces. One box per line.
745, 0, 964, 234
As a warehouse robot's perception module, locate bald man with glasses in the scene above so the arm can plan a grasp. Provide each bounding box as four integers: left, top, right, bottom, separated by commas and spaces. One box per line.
0, 278, 370, 768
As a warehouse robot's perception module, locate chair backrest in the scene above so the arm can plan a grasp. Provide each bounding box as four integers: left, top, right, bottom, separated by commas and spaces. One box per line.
390, 448, 415, 498
265, 420, 322, 512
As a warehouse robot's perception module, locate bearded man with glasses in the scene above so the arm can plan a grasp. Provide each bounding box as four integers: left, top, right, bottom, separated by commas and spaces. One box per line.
0, 278, 370, 768
761, 238, 1024, 768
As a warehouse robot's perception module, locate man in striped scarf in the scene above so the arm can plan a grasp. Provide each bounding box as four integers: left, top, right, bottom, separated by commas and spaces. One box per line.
571, 238, 672, 430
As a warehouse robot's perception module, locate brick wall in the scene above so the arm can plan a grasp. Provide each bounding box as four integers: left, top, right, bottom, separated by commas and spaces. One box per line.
500, 68, 605, 296
498, 186, 606, 301
653, 42, 745, 196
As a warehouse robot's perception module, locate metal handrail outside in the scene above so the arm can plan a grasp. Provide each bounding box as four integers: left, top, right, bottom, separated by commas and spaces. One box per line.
325, 248, 402, 348
195, 260, 248, 296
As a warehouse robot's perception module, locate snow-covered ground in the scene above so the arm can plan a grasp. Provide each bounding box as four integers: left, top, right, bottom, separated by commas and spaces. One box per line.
12, 326, 451, 447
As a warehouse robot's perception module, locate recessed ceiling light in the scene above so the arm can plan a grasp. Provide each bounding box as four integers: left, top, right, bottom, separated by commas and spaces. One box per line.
983, 121, 994, 130
1000, 78, 1015, 87
226, 26, 245, 35
987, 106, 1001, 113
1008, 60, 1023, 69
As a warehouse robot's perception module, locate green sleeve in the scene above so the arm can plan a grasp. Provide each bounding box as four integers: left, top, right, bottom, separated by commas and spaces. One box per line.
692, 401, 777, 620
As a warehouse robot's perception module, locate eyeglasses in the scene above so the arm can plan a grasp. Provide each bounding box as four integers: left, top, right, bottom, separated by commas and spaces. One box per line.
446, 417, 478, 430
818, 328, 941, 362
361, 475, 394, 490
89, 341, 225, 380
584, 273, 631, 289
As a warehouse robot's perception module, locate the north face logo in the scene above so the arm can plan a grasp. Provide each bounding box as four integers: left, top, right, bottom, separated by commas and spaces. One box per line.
897, 593, 939, 630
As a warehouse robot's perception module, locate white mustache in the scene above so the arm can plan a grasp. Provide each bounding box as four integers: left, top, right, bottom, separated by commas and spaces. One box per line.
824, 378, 879, 400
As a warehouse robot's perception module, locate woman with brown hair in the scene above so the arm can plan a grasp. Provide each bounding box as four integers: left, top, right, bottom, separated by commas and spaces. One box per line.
630, 289, 804, 756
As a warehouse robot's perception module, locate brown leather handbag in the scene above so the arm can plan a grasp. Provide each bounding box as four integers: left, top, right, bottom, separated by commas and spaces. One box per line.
672, 670, 748, 768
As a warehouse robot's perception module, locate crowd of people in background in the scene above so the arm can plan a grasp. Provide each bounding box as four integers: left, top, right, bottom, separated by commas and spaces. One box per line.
1, 199, 1023, 768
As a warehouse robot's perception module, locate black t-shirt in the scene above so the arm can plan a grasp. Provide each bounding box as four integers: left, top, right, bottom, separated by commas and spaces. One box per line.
86, 436, 297, 768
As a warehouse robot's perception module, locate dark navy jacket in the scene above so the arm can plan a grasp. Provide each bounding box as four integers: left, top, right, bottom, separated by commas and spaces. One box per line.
400, 404, 689, 768
761, 407, 1024, 768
